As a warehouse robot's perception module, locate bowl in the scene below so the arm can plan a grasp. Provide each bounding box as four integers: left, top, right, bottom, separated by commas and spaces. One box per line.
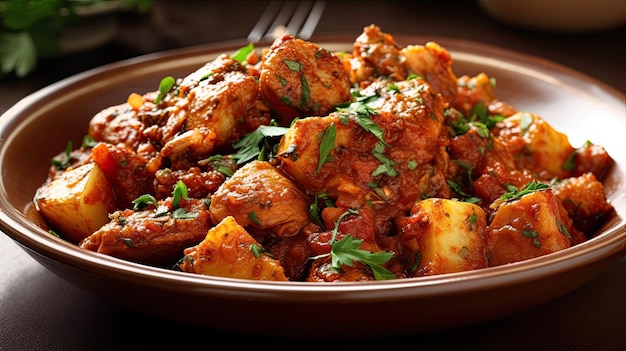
1, 35, 625, 337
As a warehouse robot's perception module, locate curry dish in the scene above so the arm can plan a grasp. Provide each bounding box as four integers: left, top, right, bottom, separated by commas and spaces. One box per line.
34, 25, 615, 282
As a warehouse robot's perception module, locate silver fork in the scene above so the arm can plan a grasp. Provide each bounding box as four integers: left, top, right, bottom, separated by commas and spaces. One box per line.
247, 0, 326, 43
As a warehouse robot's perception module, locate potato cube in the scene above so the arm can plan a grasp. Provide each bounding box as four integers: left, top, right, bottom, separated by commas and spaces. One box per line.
485, 188, 572, 266
35, 162, 116, 243
495, 112, 575, 179
398, 198, 487, 276
179, 216, 288, 281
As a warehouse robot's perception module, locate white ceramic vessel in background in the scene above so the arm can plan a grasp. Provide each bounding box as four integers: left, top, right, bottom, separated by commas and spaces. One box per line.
478, 0, 626, 32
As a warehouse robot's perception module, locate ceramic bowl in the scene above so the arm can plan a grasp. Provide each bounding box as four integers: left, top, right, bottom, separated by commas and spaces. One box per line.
0, 36, 624, 337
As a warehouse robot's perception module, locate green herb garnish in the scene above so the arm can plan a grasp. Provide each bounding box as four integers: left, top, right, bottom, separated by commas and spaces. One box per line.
171, 180, 190, 209
233, 123, 289, 164
499, 181, 549, 202
522, 229, 541, 247
327, 209, 395, 280
337, 101, 387, 146
249, 243, 273, 258
248, 211, 262, 226
154, 76, 175, 104
51, 141, 72, 170
230, 42, 255, 64
132, 194, 158, 210
371, 142, 397, 177
316, 122, 336, 174
283, 59, 302, 72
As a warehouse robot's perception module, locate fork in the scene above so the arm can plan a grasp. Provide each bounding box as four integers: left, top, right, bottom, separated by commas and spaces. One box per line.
247, 0, 326, 43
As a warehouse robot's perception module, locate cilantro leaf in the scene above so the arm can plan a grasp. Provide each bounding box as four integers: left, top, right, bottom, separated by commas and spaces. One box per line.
330, 235, 395, 280
499, 180, 549, 202
51, 141, 73, 170
328, 208, 395, 280
230, 43, 255, 64
371, 142, 397, 177
154, 76, 175, 104
171, 180, 190, 209
316, 122, 336, 174
337, 102, 388, 146
132, 194, 158, 210
233, 124, 289, 165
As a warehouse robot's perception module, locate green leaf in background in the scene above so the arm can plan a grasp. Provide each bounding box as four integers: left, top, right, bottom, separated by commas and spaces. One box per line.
0, 0, 153, 78
0, 0, 61, 31
0, 31, 37, 77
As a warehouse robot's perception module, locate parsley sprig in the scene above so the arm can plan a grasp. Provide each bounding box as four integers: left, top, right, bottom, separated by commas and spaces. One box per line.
131, 180, 197, 219
371, 142, 397, 177
308, 193, 335, 227
499, 180, 549, 202
336, 101, 388, 146
0, 0, 152, 78
154, 76, 175, 105
316, 122, 336, 174
51, 140, 73, 170
447, 102, 504, 136
233, 122, 289, 165
230, 43, 255, 64
325, 209, 396, 280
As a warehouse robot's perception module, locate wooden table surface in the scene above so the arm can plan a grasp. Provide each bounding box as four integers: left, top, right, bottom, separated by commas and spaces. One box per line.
1, 1, 624, 350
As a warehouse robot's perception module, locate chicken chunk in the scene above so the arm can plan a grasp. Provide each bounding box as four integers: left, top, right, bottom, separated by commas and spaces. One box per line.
447, 125, 535, 208
90, 142, 158, 209
88, 103, 145, 149
259, 34, 352, 125
346, 24, 408, 83
158, 55, 271, 164
80, 198, 212, 266
552, 172, 614, 234
454, 73, 517, 118
277, 78, 451, 234
209, 160, 313, 238
401, 41, 458, 104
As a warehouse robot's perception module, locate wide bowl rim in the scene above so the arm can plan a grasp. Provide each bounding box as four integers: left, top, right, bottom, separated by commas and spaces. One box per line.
1, 35, 625, 303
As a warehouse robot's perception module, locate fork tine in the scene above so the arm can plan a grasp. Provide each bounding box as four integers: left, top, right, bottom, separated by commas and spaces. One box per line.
297, 1, 325, 40
265, 1, 299, 40
247, 1, 284, 43
285, 1, 315, 39
247, 1, 325, 43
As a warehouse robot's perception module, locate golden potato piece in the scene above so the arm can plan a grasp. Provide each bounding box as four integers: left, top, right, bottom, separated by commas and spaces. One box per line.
35, 163, 116, 243
179, 216, 288, 281
397, 198, 487, 276
485, 188, 572, 266
494, 112, 576, 180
